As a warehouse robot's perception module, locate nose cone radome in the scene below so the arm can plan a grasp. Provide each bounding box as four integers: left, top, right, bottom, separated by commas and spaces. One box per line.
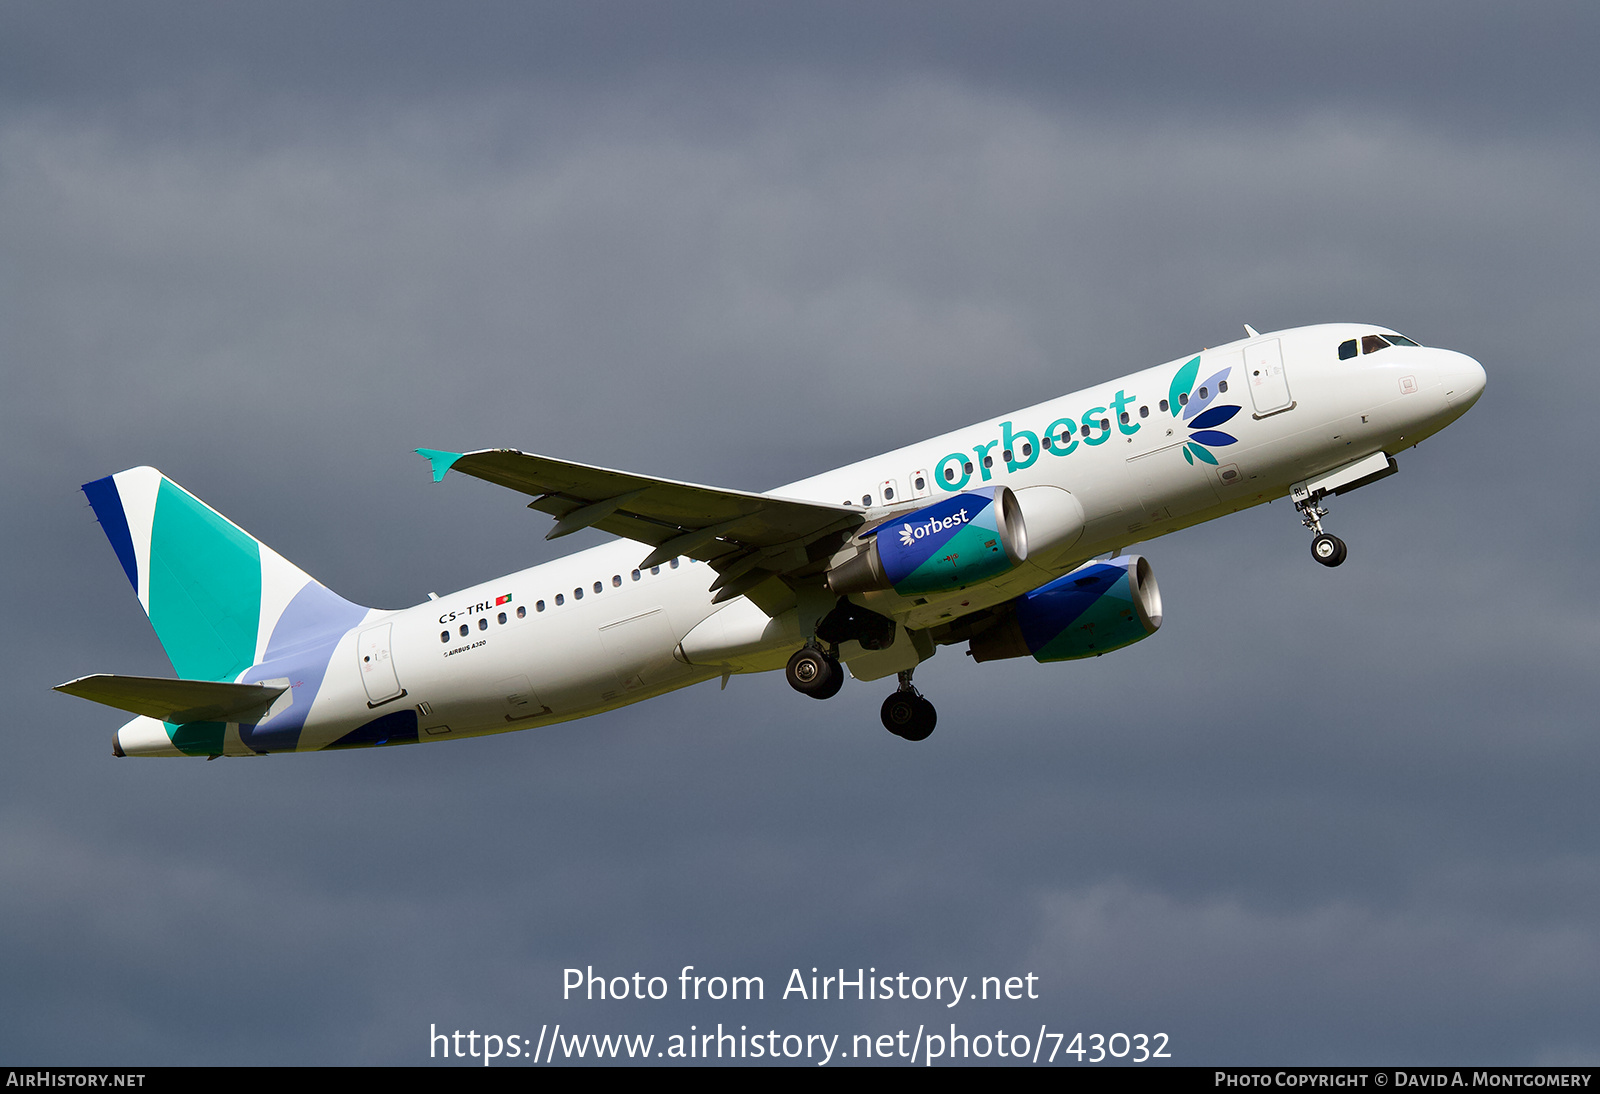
1441, 350, 1486, 412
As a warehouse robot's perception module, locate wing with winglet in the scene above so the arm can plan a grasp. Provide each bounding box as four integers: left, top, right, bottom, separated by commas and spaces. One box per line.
418, 448, 865, 609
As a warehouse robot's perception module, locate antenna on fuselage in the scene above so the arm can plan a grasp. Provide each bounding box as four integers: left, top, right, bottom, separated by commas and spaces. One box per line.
1244, 324, 1260, 338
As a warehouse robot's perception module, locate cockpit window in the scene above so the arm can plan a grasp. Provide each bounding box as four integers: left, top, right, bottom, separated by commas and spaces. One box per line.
1338, 339, 1357, 360
1361, 334, 1392, 354
1386, 333, 1419, 346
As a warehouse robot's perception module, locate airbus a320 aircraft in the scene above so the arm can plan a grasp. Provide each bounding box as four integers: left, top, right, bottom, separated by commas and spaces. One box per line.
58, 324, 1484, 755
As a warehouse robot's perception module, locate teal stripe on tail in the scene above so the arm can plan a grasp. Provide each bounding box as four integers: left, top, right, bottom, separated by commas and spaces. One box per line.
147, 476, 262, 681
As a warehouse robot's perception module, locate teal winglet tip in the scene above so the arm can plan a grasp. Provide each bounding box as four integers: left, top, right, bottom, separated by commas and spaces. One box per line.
416, 448, 466, 483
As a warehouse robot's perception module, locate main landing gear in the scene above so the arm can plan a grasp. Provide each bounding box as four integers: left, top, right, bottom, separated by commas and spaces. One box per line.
1296, 494, 1348, 568
785, 599, 937, 741
786, 643, 843, 700
880, 670, 936, 742
784, 644, 938, 742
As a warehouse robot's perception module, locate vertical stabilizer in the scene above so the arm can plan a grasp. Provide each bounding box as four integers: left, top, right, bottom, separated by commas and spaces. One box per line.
81, 468, 369, 682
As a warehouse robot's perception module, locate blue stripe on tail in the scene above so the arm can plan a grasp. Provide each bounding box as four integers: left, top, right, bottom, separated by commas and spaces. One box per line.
82, 476, 139, 591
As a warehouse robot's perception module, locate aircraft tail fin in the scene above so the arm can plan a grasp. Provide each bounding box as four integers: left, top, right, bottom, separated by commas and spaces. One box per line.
81, 467, 369, 682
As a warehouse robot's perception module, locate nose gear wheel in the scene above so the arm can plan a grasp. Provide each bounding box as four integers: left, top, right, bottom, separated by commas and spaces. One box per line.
1296, 495, 1348, 568
1311, 532, 1347, 567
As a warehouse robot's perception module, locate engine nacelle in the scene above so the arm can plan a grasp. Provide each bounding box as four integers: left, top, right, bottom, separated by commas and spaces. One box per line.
828, 487, 1023, 596
968, 555, 1162, 663
828, 485, 1087, 598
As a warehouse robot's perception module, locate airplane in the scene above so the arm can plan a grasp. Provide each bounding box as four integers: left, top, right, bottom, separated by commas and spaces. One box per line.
56, 323, 1485, 756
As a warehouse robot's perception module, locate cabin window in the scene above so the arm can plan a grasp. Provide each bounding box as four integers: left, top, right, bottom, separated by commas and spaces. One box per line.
914, 475, 926, 490
440, 631, 449, 643
612, 574, 622, 587
1178, 393, 1188, 406
1041, 437, 1051, 449
459, 624, 469, 637
498, 612, 507, 624
963, 461, 973, 474
944, 467, 956, 481
1198, 386, 1209, 400
631, 569, 640, 581
884, 486, 895, 500
555, 593, 564, 606
670, 558, 680, 569
593, 581, 603, 594
1002, 450, 1012, 462
1021, 442, 1032, 457
1139, 405, 1149, 418
651, 566, 660, 575
1119, 412, 1129, 424
478, 618, 488, 631
520, 605, 529, 617
983, 455, 994, 468
574, 587, 583, 600
1100, 418, 1110, 430
1159, 399, 1169, 412
1219, 380, 1229, 392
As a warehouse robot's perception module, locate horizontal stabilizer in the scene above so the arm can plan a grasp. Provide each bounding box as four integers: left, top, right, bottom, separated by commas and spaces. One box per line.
55, 674, 286, 724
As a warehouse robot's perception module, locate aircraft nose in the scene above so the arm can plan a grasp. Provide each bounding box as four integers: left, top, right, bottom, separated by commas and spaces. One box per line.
1440, 350, 1486, 411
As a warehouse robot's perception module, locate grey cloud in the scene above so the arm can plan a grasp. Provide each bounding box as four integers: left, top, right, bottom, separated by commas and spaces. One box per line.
3, 6, 1597, 1065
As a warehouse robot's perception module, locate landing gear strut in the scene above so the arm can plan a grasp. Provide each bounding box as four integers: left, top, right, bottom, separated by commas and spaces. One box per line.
786, 643, 843, 699
1296, 494, 1348, 568
881, 669, 936, 741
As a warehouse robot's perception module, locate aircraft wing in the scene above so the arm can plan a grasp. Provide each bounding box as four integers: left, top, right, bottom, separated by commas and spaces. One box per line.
418, 448, 865, 606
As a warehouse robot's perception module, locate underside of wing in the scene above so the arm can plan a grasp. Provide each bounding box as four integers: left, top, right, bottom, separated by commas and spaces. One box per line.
418, 448, 865, 609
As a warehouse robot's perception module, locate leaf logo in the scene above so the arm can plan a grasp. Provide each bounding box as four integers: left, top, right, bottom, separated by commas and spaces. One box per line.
1168, 355, 1241, 465
899, 525, 916, 547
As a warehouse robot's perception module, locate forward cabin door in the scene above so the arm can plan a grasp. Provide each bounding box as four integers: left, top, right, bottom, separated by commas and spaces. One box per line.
1244, 338, 1294, 417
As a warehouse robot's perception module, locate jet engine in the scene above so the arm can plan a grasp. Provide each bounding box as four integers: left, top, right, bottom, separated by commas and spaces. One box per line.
968, 555, 1162, 663
828, 485, 1085, 597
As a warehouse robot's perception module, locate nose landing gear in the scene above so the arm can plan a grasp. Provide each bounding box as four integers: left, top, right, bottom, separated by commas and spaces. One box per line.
881, 670, 936, 741
1297, 494, 1348, 568
1311, 532, 1347, 566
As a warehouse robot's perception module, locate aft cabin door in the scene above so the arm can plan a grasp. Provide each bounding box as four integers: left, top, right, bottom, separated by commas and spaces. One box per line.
1245, 338, 1293, 417
358, 623, 405, 706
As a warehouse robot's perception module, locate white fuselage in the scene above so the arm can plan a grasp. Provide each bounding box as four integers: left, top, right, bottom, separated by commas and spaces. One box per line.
262, 324, 1487, 751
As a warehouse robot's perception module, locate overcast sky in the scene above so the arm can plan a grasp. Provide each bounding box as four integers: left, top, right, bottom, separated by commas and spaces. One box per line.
4, 1, 1598, 1066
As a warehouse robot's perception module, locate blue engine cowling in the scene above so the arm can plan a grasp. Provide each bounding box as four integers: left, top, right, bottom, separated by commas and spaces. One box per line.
967, 555, 1163, 662
828, 485, 1086, 597
827, 487, 1023, 596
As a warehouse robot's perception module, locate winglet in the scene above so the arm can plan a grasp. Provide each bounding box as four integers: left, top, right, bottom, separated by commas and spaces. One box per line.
416, 448, 466, 483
